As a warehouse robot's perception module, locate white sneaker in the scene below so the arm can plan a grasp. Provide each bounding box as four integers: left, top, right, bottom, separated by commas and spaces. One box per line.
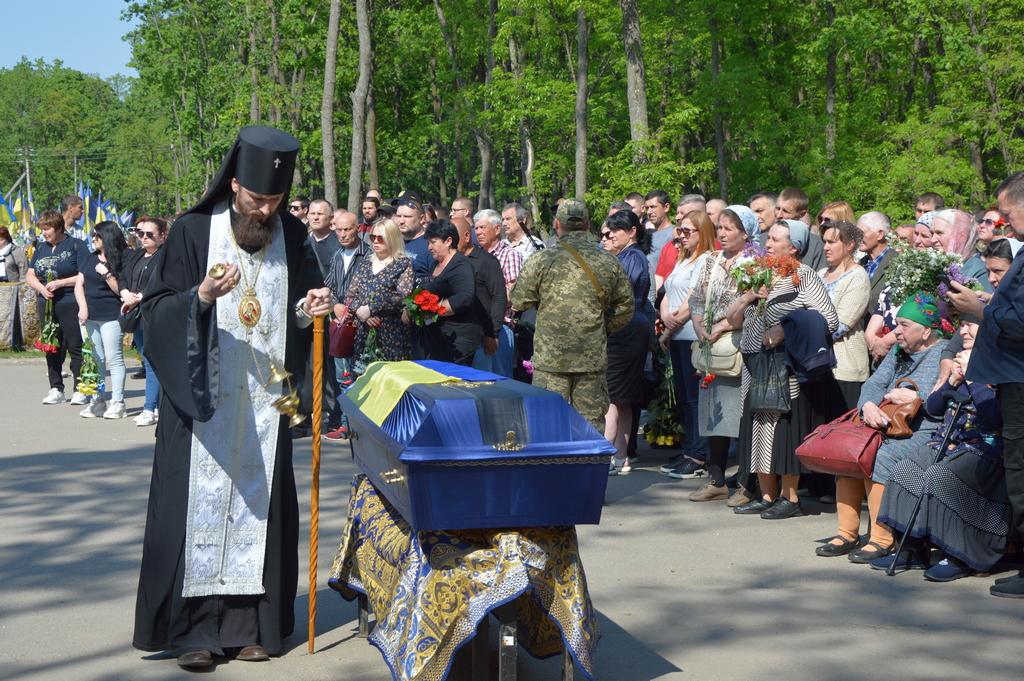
69, 391, 89, 405
103, 401, 127, 419
135, 409, 158, 426
608, 457, 632, 476
42, 388, 65, 405
80, 399, 107, 418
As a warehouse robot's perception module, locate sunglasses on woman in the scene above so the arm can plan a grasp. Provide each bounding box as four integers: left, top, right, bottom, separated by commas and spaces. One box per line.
370, 233, 385, 243
135, 229, 157, 239
600, 231, 613, 240
675, 227, 693, 236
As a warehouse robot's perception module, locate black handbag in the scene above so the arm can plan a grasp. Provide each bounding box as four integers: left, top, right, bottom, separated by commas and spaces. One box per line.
747, 349, 791, 413
119, 305, 142, 332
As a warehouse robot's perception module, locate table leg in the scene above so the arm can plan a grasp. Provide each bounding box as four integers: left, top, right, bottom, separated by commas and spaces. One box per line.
472, 613, 489, 681
496, 604, 517, 681
358, 594, 369, 638
562, 646, 575, 681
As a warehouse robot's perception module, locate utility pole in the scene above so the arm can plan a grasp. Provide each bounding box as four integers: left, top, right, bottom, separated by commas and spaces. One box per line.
23, 147, 32, 207
73, 150, 78, 191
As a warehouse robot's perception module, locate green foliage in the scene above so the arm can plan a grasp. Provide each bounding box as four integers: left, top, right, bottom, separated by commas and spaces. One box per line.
5, 0, 1024, 221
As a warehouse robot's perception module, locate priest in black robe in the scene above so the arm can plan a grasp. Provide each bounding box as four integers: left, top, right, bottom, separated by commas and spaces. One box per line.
132, 126, 330, 670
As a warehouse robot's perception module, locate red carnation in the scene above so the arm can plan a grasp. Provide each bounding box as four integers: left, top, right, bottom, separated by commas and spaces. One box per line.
413, 290, 432, 306
940, 318, 956, 335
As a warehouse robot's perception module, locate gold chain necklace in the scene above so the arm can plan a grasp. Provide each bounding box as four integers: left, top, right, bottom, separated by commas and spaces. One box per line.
228, 231, 267, 328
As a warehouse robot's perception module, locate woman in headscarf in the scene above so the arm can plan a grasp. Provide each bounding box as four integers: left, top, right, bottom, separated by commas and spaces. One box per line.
912, 211, 936, 249
930, 209, 978, 260
877, 316, 1007, 580
844, 292, 948, 565
686, 205, 760, 503
727, 220, 839, 520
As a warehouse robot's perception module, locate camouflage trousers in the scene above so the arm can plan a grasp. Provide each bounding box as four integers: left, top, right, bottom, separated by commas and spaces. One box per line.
532, 369, 609, 432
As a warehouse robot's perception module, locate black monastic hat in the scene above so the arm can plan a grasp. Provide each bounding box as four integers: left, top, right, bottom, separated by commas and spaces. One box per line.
188, 125, 300, 215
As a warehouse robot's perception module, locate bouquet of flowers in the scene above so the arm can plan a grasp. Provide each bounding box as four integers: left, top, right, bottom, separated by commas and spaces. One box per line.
78, 336, 101, 396
885, 238, 963, 305
937, 262, 984, 330
729, 245, 801, 306
403, 288, 441, 326
643, 361, 685, 447
33, 274, 61, 354
352, 327, 390, 375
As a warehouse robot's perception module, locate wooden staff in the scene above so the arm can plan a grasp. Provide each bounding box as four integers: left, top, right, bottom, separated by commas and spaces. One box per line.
308, 315, 324, 654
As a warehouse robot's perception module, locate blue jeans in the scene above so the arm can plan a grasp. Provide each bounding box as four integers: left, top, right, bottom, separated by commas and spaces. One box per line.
669, 339, 708, 461
86, 319, 126, 403
471, 324, 515, 377
133, 326, 161, 411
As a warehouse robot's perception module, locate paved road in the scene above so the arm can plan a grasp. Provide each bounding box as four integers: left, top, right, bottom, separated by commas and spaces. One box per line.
1, 358, 1021, 681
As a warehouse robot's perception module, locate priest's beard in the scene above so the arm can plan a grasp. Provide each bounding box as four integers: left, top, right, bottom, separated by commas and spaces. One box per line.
231, 208, 275, 250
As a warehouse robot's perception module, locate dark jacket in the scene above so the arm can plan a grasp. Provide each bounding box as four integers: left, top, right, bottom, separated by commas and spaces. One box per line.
781, 308, 836, 383
860, 247, 894, 319
464, 246, 507, 339
968, 249, 1024, 384
324, 240, 371, 304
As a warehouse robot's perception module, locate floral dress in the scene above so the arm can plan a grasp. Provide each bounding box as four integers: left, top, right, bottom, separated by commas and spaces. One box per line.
344, 256, 415, 365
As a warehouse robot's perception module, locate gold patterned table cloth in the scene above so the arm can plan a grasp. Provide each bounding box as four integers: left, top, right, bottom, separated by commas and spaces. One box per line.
328, 474, 600, 681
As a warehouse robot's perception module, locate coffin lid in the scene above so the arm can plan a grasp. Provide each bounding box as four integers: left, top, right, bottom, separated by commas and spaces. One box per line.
340, 360, 615, 463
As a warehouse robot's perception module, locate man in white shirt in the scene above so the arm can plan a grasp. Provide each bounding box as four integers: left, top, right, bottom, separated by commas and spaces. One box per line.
501, 202, 544, 261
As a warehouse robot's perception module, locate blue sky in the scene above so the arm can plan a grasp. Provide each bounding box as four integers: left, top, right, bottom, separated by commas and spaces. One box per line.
0, 1, 136, 79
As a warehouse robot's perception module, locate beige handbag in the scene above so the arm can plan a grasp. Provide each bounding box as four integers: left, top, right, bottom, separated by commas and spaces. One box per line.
690, 253, 742, 377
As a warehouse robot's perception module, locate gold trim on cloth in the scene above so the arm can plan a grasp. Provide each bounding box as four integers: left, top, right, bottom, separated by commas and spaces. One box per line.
328, 475, 600, 681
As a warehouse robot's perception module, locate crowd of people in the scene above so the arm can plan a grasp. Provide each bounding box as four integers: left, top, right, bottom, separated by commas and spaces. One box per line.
20, 197, 167, 426
292, 180, 1024, 597
18, 171, 1024, 603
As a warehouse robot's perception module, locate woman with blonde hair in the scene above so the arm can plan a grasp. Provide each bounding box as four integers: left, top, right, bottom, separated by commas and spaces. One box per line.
342, 218, 414, 366
815, 200, 855, 232
660, 210, 716, 479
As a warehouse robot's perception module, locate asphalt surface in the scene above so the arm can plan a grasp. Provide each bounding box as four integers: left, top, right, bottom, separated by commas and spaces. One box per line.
1, 358, 1022, 681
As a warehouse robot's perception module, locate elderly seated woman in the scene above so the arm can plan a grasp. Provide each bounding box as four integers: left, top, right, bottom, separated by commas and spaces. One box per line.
840, 292, 948, 564
875, 316, 1007, 579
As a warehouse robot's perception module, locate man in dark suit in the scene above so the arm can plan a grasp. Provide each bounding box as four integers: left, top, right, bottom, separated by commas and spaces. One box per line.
857, 211, 894, 322
966, 171, 1024, 599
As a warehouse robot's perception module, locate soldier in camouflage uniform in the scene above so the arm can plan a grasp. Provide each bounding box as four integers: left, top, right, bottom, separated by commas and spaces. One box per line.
510, 199, 633, 431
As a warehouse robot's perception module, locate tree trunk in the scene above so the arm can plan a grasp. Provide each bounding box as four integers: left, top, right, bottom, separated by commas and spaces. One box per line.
365, 79, 380, 192
267, 0, 283, 125
824, 1, 836, 181
709, 14, 728, 199
574, 7, 588, 201
433, 0, 493, 208
429, 56, 448, 208
320, 0, 341, 207
618, 0, 649, 161
248, 23, 260, 123
509, 32, 540, 223
964, 2, 1013, 168
347, 0, 372, 211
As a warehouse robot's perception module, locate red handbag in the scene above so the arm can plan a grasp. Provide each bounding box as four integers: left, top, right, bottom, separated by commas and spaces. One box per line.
795, 408, 883, 479
329, 316, 358, 358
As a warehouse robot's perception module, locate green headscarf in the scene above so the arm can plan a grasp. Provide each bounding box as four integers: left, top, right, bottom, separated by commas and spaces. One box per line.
896, 291, 947, 333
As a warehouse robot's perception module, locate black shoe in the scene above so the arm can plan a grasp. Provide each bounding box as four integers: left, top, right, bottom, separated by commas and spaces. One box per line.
760, 498, 803, 520
815, 535, 861, 557
131, 368, 146, 379
659, 453, 688, 473
177, 650, 213, 670
667, 460, 708, 479
290, 426, 312, 440
990, 575, 1024, 599
733, 498, 774, 515
848, 541, 895, 564
994, 570, 1024, 585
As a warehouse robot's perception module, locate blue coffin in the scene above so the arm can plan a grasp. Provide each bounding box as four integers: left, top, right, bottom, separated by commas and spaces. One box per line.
339, 363, 615, 531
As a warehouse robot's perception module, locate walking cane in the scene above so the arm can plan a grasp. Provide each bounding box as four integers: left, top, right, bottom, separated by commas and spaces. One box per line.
886, 389, 971, 576
308, 315, 325, 652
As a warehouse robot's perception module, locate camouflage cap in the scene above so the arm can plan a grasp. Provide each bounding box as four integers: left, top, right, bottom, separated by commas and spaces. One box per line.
555, 199, 588, 224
